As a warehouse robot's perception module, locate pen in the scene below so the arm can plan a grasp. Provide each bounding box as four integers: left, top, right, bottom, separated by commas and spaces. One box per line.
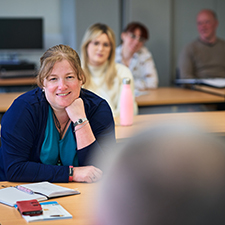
15, 185, 34, 195
50, 215, 64, 217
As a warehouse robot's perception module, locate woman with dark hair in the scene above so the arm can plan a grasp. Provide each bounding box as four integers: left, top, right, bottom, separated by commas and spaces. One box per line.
116, 22, 159, 95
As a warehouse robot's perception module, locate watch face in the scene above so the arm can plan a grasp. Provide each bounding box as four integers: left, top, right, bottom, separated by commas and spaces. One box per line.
78, 119, 83, 124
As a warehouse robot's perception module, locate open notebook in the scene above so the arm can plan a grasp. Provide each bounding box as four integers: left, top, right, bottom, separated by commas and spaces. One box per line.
0, 181, 80, 207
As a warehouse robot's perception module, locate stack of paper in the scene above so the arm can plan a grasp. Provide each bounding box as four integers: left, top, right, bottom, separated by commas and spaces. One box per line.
21, 201, 72, 222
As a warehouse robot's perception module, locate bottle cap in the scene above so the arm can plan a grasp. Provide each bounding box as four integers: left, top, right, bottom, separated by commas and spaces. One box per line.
123, 78, 131, 84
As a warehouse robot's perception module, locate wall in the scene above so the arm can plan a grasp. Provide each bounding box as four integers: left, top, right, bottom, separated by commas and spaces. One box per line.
0, 0, 62, 66
61, 0, 121, 54
122, 0, 172, 86
1, 0, 225, 86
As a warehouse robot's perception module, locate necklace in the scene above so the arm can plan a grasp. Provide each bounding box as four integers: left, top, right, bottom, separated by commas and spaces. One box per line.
52, 111, 70, 140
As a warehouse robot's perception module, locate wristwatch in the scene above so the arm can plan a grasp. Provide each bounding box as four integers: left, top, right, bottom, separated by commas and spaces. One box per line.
69, 166, 73, 182
73, 118, 88, 127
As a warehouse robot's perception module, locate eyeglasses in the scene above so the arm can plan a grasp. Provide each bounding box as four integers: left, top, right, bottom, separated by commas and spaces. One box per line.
128, 33, 146, 43
89, 41, 111, 48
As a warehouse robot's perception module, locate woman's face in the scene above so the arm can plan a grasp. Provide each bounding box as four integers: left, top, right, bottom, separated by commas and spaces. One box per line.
43, 59, 82, 111
121, 28, 145, 54
87, 33, 111, 66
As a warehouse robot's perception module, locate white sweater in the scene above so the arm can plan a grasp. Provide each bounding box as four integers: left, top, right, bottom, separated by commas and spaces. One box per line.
86, 61, 138, 117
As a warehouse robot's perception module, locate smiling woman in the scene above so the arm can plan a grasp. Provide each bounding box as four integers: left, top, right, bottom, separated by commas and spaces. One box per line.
0, 44, 116, 183
80, 23, 138, 117
43, 60, 82, 112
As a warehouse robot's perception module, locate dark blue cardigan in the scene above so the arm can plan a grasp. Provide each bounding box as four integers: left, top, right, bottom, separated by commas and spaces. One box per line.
0, 87, 115, 182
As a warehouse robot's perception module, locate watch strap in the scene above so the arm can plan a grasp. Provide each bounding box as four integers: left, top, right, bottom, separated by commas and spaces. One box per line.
69, 166, 73, 182
73, 118, 88, 127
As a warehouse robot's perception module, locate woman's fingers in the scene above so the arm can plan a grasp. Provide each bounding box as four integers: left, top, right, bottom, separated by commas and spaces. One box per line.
73, 166, 103, 183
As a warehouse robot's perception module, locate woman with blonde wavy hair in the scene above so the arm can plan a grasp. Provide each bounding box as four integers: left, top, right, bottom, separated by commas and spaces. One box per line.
81, 23, 137, 117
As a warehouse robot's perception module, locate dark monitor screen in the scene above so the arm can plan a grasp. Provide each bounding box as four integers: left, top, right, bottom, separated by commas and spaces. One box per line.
0, 18, 43, 50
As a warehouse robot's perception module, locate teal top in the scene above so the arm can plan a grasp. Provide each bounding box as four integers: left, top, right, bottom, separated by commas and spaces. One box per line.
40, 106, 78, 166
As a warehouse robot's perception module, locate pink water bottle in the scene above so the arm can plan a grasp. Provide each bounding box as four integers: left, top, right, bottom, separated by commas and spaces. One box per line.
120, 78, 134, 126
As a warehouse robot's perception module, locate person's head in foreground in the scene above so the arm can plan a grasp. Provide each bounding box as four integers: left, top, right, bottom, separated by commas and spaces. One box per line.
96, 122, 225, 225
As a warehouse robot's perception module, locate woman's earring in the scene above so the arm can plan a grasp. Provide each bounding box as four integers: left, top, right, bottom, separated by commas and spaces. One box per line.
42, 88, 45, 92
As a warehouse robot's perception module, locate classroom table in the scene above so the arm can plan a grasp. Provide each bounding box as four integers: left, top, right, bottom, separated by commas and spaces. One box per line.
193, 85, 225, 97
0, 77, 37, 93
0, 92, 23, 112
115, 111, 225, 140
1, 111, 225, 224
0, 181, 98, 225
135, 87, 225, 106
1, 87, 225, 114
0, 77, 37, 86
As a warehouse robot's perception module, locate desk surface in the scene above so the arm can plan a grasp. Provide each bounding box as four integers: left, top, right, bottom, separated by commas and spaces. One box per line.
0, 77, 37, 86
193, 85, 225, 97
135, 87, 225, 106
1, 87, 225, 113
115, 111, 225, 140
0, 92, 23, 112
0, 181, 97, 225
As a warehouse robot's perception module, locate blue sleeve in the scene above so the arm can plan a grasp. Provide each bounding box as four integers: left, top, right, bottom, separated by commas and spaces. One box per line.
0, 97, 69, 183
0, 90, 116, 182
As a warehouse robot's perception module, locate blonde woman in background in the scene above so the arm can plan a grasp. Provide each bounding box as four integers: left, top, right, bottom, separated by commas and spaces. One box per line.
81, 23, 138, 117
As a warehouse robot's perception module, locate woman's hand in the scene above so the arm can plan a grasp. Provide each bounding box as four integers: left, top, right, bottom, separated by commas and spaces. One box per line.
66, 97, 96, 149
73, 166, 103, 183
65, 98, 86, 123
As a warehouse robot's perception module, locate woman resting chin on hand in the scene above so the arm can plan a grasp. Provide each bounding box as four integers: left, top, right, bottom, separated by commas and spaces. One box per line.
0, 44, 115, 183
